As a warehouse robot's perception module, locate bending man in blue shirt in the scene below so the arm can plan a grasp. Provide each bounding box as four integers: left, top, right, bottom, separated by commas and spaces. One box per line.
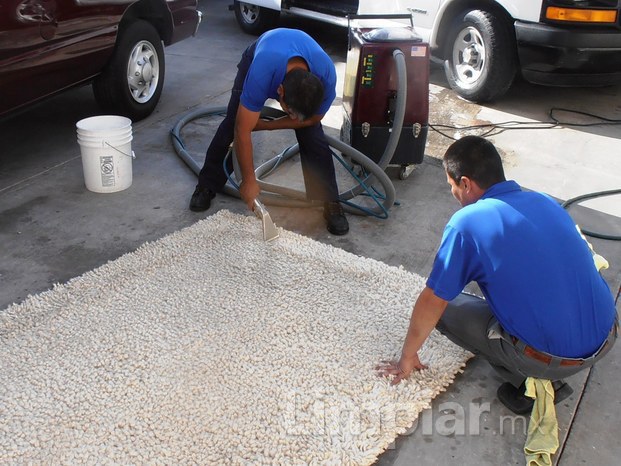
379, 136, 618, 414
190, 28, 348, 235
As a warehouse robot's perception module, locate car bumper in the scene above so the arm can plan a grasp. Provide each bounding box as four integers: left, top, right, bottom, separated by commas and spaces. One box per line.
515, 21, 621, 86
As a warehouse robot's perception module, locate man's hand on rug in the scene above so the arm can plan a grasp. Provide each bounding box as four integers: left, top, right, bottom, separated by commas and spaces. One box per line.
376, 354, 427, 385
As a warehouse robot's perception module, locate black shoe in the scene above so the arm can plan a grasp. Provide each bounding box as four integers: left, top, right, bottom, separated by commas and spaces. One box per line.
189, 186, 216, 212
497, 380, 574, 414
323, 201, 349, 235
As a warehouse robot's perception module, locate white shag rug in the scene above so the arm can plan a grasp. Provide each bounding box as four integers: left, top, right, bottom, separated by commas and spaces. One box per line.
0, 210, 471, 465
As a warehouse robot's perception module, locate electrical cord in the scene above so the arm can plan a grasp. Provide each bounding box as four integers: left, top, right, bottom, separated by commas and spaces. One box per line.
549, 107, 621, 127
429, 107, 621, 140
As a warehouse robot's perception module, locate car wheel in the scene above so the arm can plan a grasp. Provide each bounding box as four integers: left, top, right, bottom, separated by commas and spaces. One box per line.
444, 10, 517, 103
234, 1, 279, 35
93, 20, 165, 121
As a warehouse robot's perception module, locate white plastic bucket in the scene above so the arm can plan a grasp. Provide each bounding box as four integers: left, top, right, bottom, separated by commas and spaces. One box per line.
76, 115, 135, 193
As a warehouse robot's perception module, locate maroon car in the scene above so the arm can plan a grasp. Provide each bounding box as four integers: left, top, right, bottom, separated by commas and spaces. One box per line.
0, 0, 201, 121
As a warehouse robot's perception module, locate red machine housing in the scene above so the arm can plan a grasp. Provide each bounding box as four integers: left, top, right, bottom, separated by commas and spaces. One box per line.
342, 26, 429, 167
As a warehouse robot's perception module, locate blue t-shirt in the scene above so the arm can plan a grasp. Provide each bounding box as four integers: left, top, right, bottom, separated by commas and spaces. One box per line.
240, 28, 336, 116
427, 180, 616, 358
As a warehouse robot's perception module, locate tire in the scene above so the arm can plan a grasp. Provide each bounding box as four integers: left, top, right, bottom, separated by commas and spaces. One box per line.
93, 20, 165, 121
234, 1, 279, 35
443, 10, 517, 103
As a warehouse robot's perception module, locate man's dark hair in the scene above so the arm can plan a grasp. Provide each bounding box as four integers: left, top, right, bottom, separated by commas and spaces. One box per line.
443, 136, 506, 190
282, 68, 324, 121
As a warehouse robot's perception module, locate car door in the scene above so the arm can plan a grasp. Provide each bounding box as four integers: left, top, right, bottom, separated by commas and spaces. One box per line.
0, 0, 121, 116
0, 0, 56, 114
45, 1, 122, 88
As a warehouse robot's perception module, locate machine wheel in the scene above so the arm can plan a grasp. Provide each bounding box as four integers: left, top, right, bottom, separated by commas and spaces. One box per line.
443, 9, 517, 103
234, 1, 279, 35
93, 20, 165, 121
399, 165, 416, 180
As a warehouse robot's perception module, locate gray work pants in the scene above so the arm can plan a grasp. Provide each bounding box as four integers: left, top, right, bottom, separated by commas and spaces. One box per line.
436, 293, 618, 388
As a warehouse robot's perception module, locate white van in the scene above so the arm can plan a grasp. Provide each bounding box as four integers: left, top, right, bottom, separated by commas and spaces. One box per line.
230, 0, 621, 102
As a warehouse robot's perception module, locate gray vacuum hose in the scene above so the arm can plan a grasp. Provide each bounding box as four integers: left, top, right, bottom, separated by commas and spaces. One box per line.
171, 48, 407, 216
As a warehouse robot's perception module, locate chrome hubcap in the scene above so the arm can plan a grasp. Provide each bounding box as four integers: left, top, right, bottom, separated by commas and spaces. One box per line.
452, 26, 486, 87
239, 3, 259, 23
127, 40, 159, 104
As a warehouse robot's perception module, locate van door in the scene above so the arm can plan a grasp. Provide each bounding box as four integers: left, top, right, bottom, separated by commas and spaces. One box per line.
246, 0, 280, 9
401, 0, 441, 42
289, 0, 357, 16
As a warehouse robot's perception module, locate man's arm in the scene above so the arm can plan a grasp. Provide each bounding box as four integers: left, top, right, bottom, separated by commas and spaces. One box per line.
254, 113, 324, 131
378, 286, 449, 385
235, 104, 261, 210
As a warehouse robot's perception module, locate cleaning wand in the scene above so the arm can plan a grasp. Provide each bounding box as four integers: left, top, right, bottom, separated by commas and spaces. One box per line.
253, 199, 280, 242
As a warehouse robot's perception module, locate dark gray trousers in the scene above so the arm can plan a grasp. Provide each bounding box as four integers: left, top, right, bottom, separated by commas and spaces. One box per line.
436, 293, 618, 388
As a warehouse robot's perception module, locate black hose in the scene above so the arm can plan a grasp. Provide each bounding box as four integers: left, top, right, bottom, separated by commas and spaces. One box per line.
562, 189, 621, 241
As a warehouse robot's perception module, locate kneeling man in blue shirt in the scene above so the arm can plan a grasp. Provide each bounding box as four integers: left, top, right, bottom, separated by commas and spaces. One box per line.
379, 135, 618, 414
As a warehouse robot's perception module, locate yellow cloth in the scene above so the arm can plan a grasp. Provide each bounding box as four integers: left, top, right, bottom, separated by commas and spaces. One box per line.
593, 253, 609, 272
524, 378, 559, 466
576, 225, 609, 272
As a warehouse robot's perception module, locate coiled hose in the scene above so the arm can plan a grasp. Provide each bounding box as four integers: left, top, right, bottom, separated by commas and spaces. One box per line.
562, 189, 621, 241
171, 49, 408, 217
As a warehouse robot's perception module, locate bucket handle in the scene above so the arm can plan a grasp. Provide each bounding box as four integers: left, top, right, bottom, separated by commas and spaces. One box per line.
105, 141, 136, 159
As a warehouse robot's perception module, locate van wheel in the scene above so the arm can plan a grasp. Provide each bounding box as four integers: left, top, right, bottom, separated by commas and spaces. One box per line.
444, 10, 516, 103
234, 1, 279, 35
93, 20, 165, 121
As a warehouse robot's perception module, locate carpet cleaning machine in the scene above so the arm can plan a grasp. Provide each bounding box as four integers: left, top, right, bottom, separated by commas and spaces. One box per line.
343, 14, 429, 181
172, 14, 430, 218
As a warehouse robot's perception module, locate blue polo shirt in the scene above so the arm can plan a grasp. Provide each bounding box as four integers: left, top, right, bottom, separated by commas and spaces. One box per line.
240, 28, 336, 116
427, 180, 616, 358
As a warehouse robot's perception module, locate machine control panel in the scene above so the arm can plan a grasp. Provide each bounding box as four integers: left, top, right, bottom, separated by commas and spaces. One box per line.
361, 53, 375, 87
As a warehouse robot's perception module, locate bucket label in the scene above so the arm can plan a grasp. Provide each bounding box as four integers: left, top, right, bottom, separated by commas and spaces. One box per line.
100, 155, 115, 187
